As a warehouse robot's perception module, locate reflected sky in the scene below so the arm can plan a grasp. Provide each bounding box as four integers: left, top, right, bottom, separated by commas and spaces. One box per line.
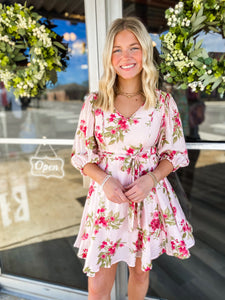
51, 20, 88, 87
150, 31, 225, 54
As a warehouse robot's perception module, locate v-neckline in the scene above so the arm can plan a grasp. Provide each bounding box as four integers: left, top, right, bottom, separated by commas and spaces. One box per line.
114, 102, 144, 120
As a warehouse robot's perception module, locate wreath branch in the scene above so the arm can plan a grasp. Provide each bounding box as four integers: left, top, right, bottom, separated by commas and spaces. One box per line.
0, 2, 69, 98
160, 0, 225, 96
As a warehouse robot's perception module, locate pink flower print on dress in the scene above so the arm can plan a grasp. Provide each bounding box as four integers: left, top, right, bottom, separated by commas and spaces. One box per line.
153, 211, 159, 218
111, 129, 117, 135
150, 218, 160, 232
126, 167, 131, 175
172, 206, 177, 216
126, 147, 134, 155
108, 247, 116, 255
142, 153, 148, 159
118, 119, 129, 130
96, 132, 104, 143
81, 233, 89, 240
82, 248, 88, 258
133, 119, 139, 124
179, 241, 189, 257
88, 184, 95, 197
95, 108, 102, 116
79, 120, 87, 136
99, 216, 108, 227
97, 208, 105, 214
161, 115, 166, 128
109, 114, 116, 122
100, 241, 108, 249
174, 115, 181, 126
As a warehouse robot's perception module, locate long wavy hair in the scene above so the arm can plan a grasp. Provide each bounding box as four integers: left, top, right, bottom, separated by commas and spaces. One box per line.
95, 17, 159, 111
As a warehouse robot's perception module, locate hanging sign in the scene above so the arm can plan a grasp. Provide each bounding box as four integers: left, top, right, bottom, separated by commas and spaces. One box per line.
30, 142, 65, 179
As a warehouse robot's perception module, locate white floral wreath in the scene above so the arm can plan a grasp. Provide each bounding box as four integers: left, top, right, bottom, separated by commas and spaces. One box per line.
0, 2, 68, 98
160, 0, 225, 96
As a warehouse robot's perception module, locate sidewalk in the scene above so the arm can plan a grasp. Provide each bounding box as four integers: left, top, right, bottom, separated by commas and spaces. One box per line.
0, 293, 27, 300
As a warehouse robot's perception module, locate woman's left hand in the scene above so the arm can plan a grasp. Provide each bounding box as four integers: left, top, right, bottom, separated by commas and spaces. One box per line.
124, 175, 154, 203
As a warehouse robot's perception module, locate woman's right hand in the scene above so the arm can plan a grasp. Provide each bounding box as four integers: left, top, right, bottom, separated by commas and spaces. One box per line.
103, 177, 129, 204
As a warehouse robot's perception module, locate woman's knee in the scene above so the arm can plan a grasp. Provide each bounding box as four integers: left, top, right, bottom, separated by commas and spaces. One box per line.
129, 265, 149, 284
88, 266, 117, 297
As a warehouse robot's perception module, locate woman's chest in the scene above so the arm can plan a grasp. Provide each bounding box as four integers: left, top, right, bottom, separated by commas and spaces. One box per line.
94, 108, 162, 148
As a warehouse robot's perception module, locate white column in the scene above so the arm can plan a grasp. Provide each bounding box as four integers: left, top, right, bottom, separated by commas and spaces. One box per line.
84, 0, 122, 91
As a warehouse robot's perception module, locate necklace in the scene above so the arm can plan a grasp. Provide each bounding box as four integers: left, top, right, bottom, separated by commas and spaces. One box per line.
116, 88, 144, 99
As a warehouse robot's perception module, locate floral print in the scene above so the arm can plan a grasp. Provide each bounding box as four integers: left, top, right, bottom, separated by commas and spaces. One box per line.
97, 238, 125, 267
71, 90, 195, 277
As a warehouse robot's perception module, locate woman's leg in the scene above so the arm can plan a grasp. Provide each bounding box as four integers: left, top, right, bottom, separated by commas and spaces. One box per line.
88, 263, 118, 300
128, 258, 150, 300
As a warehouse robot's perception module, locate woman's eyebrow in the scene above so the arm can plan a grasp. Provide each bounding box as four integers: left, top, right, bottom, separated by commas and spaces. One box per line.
113, 43, 140, 48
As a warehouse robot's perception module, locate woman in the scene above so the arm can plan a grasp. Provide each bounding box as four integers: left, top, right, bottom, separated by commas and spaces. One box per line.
71, 17, 195, 300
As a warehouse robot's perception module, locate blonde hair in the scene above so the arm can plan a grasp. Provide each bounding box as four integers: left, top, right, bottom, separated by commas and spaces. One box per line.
95, 17, 159, 111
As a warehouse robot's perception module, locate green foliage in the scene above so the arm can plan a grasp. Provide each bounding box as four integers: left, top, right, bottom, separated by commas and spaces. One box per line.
0, 2, 69, 98
160, 0, 225, 96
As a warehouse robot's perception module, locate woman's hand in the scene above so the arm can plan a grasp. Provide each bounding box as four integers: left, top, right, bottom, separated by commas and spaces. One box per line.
103, 177, 130, 204
124, 175, 154, 203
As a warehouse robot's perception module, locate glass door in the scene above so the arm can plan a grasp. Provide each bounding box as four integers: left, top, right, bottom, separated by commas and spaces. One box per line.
0, 9, 90, 298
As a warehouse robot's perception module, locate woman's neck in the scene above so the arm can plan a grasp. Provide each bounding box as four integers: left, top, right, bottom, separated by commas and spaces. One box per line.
117, 77, 142, 93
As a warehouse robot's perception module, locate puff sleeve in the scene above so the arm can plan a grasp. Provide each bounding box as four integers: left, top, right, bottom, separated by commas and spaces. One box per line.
71, 93, 100, 175
157, 92, 189, 172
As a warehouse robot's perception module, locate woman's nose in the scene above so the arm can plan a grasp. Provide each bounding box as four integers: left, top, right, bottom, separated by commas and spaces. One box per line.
122, 49, 131, 58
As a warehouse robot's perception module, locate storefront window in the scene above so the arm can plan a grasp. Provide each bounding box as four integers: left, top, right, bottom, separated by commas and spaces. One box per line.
0, 16, 88, 292
0, 144, 88, 290
148, 149, 225, 300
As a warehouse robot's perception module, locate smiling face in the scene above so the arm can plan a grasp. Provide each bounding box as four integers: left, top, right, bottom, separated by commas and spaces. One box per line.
111, 30, 143, 82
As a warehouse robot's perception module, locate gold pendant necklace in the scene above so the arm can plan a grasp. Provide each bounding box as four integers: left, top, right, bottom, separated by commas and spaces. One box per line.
116, 88, 144, 99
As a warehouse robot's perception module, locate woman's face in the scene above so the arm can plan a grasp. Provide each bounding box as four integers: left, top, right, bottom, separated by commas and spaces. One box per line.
111, 30, 143, 81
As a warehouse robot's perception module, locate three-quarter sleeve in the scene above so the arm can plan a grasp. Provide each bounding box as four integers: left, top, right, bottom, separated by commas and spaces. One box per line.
71, 93, 100, 175
157, 92, 189, 172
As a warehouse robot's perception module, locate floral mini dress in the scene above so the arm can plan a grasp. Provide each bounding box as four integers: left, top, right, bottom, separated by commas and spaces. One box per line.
71, 90, 195, 277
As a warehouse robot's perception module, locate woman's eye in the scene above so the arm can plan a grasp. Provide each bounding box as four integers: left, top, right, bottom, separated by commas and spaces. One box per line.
131, 47, 139, 51
113, 49, 121, 53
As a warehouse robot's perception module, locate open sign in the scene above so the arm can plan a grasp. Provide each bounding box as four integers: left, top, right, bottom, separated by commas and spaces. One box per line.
30, 156, 65, 179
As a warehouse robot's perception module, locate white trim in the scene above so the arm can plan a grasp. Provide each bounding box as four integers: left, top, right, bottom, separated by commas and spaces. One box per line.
0, 275, 165, 300
0, 138, 225, 150
0, 138, 73, 145
0, 274, 88, 300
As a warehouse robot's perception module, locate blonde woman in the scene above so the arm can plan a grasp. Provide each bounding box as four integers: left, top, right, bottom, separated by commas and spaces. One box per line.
71, 17, 195, 300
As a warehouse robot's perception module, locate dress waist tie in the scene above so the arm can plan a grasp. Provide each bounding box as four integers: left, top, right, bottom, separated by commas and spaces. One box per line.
128, 154, 142, 232
98, 148, 157, 232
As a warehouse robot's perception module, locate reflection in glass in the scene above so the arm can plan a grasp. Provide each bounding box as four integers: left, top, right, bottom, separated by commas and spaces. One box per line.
147, 150, 225, 300
0, 146, 88, 290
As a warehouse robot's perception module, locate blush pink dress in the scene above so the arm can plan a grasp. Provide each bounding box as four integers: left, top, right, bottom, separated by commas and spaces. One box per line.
71, 90, 195, 277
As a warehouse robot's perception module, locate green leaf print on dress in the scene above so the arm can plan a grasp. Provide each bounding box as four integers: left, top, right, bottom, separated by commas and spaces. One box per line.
97, 238, 125, 267
104, 113, 140, 145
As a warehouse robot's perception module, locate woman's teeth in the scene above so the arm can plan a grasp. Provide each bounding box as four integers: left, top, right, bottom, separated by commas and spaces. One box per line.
121, 64, 135, 69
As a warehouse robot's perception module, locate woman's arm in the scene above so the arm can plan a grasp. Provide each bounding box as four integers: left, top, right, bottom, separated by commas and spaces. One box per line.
83, 163, 129, 204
